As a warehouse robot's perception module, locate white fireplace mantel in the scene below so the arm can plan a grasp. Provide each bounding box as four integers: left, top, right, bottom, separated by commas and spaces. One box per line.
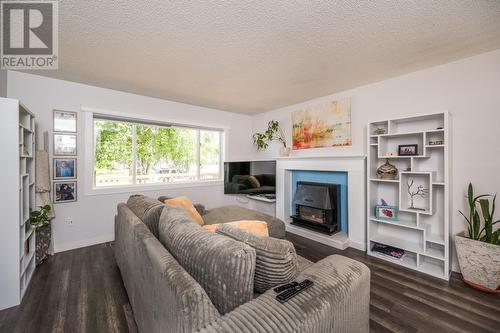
276, 155, 366, 251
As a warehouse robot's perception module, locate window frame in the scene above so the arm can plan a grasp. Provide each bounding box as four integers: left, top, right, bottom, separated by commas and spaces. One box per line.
83, 108, 226, 196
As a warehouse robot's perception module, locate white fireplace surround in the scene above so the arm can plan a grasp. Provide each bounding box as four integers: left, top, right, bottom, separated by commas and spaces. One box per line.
276, 155, 366, 251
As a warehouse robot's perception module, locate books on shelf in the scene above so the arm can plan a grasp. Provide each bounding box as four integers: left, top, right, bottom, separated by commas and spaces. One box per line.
371, 242, 406, 262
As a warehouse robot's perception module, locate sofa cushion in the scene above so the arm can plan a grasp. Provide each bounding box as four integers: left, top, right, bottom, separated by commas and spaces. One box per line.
203, 220, 269, 237
126, 194, 164, 237
216, 224, 300, 293
164, 196, 204, 226
297, 254, 314, 272
203, 205, 286, 239
158, 206, 256, 315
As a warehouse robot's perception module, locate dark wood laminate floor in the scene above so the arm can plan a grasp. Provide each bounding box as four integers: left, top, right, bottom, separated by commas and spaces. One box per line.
1, 234, 498, 333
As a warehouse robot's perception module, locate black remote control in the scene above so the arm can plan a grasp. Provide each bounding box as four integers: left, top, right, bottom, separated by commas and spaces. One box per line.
273, 281, 299, 293
276, 279, 313, 303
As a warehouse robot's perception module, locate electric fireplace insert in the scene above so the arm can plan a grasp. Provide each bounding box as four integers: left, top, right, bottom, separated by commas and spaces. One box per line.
291, 181, 341, 235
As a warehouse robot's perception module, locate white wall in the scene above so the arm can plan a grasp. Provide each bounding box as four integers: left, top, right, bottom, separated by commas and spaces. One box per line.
7, 71, 255, 252
252, 49, 500, 271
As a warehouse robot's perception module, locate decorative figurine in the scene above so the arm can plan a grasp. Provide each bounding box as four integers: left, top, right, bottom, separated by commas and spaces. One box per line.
377, 159, 398, 180
374, 128, 386, 135
406, 179, 429, 210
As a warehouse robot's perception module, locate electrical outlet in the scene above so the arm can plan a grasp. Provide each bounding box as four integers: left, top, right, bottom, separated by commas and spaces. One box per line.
65, 218, 73, 226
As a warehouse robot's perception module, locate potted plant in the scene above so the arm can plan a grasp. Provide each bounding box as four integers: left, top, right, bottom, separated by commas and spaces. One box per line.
253, 120, 290, 157
456, 183, 500, 293
30, 204, 52, 265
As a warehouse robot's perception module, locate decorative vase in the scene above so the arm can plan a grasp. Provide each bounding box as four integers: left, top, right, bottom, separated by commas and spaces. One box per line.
455, 232, 500, 293
36, 225, 52, 265
279, 147, 291, 157
377, 159, 398, 180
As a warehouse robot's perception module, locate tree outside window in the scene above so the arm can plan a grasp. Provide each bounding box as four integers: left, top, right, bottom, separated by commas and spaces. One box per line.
94, 118, 222, 187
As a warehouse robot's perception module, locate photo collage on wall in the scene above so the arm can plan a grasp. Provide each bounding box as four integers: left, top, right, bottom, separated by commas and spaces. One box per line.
52, 110, 78, 203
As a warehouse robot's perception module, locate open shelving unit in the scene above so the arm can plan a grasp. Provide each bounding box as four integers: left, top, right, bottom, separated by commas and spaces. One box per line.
0, 99, 36, 310
19, 103, 37, 298
366, 112, 450, 280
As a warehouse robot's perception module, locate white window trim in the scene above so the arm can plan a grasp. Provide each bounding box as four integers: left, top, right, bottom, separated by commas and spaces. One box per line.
82, 107, 228, 196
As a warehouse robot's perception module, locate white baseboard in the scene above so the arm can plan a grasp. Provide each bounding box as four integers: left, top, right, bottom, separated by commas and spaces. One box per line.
348, 239, 366, 251
54, 234, 115, 253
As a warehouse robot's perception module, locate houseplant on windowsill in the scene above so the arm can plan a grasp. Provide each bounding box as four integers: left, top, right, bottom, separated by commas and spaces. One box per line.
456, 183, 500, 293
30, 204, 53, 265
253, 120, 290, 157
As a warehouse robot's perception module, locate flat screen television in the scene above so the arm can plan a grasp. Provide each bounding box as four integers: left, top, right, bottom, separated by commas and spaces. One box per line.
224, 160, 276, 195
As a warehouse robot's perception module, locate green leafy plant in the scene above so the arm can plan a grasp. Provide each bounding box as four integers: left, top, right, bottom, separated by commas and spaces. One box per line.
30, 204, 52, 231
252, 120, 287, 150
459, 183, 500, 244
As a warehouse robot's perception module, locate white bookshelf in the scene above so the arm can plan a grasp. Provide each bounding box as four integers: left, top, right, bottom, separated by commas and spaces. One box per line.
0, 98, 36, 310
366, 112, 450, 280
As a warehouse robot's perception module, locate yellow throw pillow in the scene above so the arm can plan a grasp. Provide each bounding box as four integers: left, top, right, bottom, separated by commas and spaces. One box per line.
247, 176, 261, 188
165, 196, 204, 226
203, 220, 269, 237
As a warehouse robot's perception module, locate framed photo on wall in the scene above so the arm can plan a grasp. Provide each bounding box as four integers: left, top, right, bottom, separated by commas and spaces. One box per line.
54, 133, 77, 156
53, 181, 77, 203
53, 158, 77, 180
53, 110, 77, 133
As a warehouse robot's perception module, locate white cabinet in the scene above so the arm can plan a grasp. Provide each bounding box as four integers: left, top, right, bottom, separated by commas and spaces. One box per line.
0, 98, 36, 310
367, 112, 450, 280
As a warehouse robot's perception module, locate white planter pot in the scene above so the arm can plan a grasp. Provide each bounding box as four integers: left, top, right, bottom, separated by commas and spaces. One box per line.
455, 233, 500, 292
279, 147, 291, 157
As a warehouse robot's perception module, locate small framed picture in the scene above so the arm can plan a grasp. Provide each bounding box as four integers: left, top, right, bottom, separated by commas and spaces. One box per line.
53, 110, 77, 133
398, 144, 418, 156
375, 205, 399, 221
53, 181, 77, 203
53, 158, 76, 179
54, 134, 77, 156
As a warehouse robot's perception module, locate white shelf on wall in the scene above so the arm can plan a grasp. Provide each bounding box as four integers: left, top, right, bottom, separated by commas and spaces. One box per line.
369, 178, 399, 183
367, 111, 450, 280
0, 99, 36, 310
369, 216, 420, 230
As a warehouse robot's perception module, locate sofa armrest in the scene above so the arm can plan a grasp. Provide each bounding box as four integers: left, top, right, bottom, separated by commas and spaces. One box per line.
198, 255, 370, 333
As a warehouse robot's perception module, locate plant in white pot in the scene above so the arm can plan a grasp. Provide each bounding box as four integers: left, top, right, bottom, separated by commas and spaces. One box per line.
30, 204, 53, 265
252, 120, 290, 157
456, 183, 500, 293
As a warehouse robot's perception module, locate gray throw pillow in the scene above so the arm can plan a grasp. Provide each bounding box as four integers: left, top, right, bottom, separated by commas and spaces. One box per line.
216, 224, 300, 293
158, 206, 256, 315
126, 194, 164, 238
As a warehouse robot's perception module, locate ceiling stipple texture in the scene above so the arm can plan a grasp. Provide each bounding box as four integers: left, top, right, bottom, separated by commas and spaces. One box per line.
24, 1, 500, 114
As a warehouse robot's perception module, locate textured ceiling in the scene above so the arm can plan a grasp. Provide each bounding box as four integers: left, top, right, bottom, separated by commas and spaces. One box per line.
24, 0, 500, 114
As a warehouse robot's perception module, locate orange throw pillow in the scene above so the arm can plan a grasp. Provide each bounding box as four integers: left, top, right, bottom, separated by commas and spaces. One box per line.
203, 220, 269, 237
165, 196, 204, 226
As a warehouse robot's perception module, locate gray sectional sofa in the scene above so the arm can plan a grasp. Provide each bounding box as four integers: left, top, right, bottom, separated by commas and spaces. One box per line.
114, 195, 370, 333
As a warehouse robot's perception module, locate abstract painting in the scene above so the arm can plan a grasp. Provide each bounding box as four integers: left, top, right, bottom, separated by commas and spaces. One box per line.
292, 98, 352, 150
